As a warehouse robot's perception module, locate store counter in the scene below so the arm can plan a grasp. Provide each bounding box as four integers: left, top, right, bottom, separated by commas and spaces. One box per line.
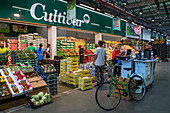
134, 59, 156, 87
120, 60, 134, 78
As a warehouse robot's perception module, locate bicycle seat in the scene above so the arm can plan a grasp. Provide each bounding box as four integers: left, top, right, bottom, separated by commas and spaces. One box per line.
123, 68, 132, 71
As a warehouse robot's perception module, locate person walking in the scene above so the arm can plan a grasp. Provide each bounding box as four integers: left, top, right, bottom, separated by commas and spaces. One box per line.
93, 41, 107, 87
26, 43, 35, 53
36, 43, 45, 65
46, 44, 52, 59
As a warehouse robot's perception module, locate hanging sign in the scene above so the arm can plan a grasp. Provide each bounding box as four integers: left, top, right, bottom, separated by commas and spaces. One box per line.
67, 0, 76, 20
112, 17, 121, 30
134, 25, 141, 35
0, 22, 10, 33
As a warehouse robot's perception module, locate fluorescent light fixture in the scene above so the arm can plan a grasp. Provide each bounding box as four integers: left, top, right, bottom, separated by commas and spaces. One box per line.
105, 26, 112, 29
79, 4, 95, 10
14, 13, 20, 18
12, 6, 30, 11
104, 13, 113, 17
120, 18, 127, 22
96, 8, 101, 11
91, 23, 100, 26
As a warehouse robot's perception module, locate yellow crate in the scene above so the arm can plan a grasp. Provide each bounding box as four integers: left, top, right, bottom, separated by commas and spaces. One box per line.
78, 81, 92, 86
68, 81, 78, 86
79, 77, 92, 83
69, 77, 78, 82
89, 76, 96, 81
68, 74, 79, 78
78, 85, 92, 91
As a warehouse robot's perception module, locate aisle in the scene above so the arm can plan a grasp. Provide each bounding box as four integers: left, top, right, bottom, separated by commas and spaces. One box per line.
7, 62, 170, 113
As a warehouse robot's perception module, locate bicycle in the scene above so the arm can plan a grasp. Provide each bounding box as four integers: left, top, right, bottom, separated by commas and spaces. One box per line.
95, 66, 146, 111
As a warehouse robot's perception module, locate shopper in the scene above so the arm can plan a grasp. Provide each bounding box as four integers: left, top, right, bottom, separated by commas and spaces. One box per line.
79, 45, 84, 64
112, 44, 121, 76
144, 42, 158, 74
0, 42, 10, 65
26, 43, 35, 53
36, 43, 45, 65
93, 41, 107, 87
46, 44, 52, 59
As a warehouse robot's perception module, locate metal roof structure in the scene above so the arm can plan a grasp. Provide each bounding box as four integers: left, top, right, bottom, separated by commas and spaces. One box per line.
124, 0, 170, 36
75, 0, 170, 36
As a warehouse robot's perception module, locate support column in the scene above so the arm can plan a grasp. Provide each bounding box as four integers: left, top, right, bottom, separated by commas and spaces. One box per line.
48, 26, 57, 59
95, 33, 102, 43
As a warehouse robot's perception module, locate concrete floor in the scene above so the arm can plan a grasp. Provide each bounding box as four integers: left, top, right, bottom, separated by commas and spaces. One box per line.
5, 62, 170, 113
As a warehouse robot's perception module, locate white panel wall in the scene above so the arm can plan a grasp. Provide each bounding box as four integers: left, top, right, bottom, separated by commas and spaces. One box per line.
36, 26, 48, 38
143, 29, 151, 41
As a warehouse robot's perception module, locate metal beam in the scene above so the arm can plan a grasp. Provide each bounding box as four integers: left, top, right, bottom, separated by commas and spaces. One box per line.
126, 0, 169, 10
164, 2, 170, 18
154, 0, 160, 10
143, 9, 170, 15
145, 13, 168, 18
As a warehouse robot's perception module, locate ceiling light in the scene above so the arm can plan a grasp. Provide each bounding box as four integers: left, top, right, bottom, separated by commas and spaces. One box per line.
139, 9, 143, 15
14, 13, 20, 18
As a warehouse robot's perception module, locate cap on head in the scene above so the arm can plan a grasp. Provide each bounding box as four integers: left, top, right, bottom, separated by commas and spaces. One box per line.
78, 45, 82, 48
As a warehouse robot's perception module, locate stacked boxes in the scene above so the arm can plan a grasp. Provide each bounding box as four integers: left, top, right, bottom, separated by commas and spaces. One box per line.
60, 59, 67, 74
72, 57, 78, 71
18, 40, 27, 50
6, 39, 18, 51
68, 73, 80, 86
88, 43, 95, 49
19, 33, 47, 49
46, 74, 57, 95
59, 73, 69, 83
67, 57, 73, 72
57, 40, 62, 50
78, 77, 92, 91
53, 60, 60, 75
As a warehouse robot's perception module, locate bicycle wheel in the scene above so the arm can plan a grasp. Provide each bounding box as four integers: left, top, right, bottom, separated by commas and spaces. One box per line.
128, 75, 146, 101
95, 82, 121, 111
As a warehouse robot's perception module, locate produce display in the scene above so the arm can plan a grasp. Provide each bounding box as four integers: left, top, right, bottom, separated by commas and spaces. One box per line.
41, 64, 56, 74
0, 69, 23, 97
0, 66, 33, 97
105, 48, 112, 60
9, 65, 20, 72
12, 70, 33, 91
25, 50, 37, 59
30, 92, 51, 107
15, 51, 28, 59
17, 63, 34, 73
0, 83, 10, 97
24, 71, 39, 78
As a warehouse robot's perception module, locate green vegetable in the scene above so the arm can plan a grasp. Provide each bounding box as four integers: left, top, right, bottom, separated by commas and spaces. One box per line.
31, 95, 39, 101
39, 100, 44, 105
47, 94, 51, 102
42, 96, 47, 103
35, 101, 40, 106
38, 92, 44, 98
31, 98, 36, 104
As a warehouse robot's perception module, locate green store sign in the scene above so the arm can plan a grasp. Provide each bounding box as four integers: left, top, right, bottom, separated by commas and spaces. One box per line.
0, 0, 126, 37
